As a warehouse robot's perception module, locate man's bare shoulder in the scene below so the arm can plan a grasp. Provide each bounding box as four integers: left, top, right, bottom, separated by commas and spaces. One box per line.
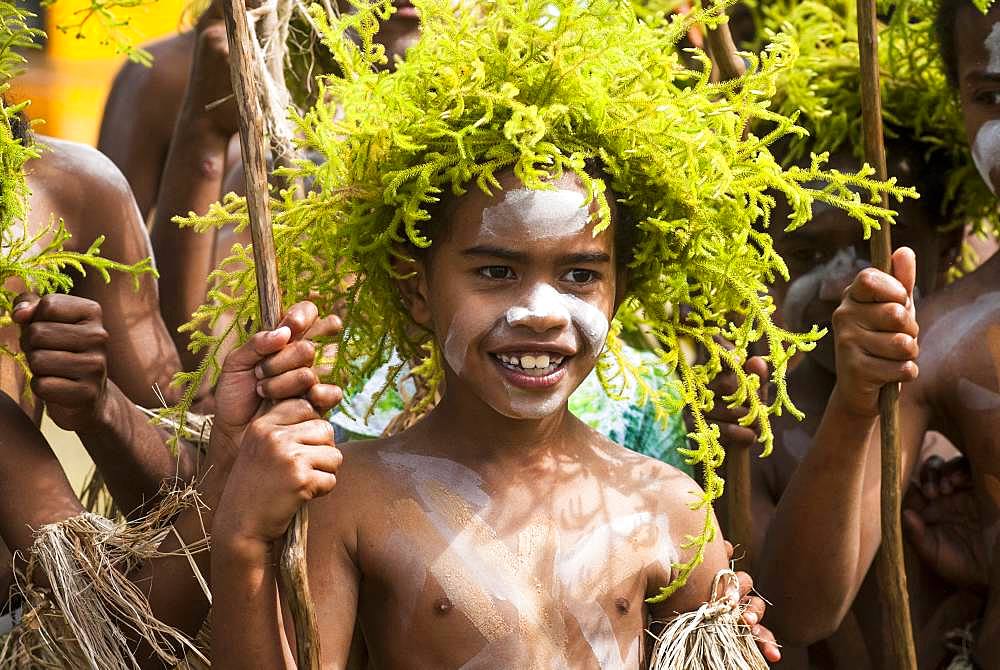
28, 137, 137, 220
106, 31, 195, 103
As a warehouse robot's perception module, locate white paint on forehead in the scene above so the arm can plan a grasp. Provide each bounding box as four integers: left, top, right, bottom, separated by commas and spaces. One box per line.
973, 120, 1000, 195
985, 22, 1000, 73
481, 188, 591, 241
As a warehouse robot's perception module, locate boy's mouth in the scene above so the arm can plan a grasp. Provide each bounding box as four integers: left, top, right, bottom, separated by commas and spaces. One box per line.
491, 351, 569, 388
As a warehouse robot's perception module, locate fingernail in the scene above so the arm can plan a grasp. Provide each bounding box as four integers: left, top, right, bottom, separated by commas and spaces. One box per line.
745, 612, 758, 625
254, 364, 264, 380
256, 382, 264, 396
272, 325, 291, 340
12, 301, 29, 314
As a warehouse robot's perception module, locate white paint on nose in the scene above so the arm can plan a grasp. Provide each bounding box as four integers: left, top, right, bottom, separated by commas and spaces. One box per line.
506, 283, 571, 328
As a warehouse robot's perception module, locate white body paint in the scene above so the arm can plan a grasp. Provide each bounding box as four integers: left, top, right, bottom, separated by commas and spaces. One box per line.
481, 188, 590, 240
505, 283, 610, 356
381, 452, 676, 669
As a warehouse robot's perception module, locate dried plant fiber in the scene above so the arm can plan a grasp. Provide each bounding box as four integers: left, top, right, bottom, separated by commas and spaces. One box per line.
649, 569, 768, 670
0, 486, 210, 669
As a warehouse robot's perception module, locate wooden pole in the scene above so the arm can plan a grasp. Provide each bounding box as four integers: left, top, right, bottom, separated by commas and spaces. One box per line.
704, 19, 754, 571
855, 1, 917, 668
221, 0, 321, 667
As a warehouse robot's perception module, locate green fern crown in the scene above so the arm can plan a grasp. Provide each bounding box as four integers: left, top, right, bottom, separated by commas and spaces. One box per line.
176, 0, 914, 598
759, 0, 998, 242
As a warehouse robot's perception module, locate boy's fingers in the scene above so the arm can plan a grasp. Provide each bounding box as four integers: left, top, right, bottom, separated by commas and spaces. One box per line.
304, 443, 343, 474
305, 384, 343, 414
850, 302, 918, 336
752, 624, 781, 663
859, 332, 919, 361
10, 293, 39, 323
30, 377, 94, 405
28, 294, 101, 324
20, 322, 108, 353
903, 509, 934, 562
255, 340, 316, 380
284, 419, 336, 446
718, 422, 758, 449
257, 368, 319, 401
891, 247, 917, 297
278, 301, 320, 340
744, 356, 768, 384
848, 267, 909, 305
857, 356, 919, 384
223, 326, 292, 372
304, 314, 343, 340
267, 398, 320, 425
26, 351, 104, 380
742, 594, 765, 626
919, 455, 944, 499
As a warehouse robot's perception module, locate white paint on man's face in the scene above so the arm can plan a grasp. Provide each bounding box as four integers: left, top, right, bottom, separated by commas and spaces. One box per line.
973, 120, 1000, 195
481, 188, 591, 241
986, 22, 1000, 72
505, 283, 610, 356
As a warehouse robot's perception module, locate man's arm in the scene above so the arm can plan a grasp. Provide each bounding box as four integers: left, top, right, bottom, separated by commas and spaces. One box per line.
757, 248, 925, 645
98, 35, 193, 219
150, 19, 240, 367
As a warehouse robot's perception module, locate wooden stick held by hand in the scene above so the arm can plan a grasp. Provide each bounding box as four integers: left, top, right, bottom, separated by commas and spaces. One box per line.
855, 1, 917, 667
705, 19, 755, 571
221, 0, 322, 666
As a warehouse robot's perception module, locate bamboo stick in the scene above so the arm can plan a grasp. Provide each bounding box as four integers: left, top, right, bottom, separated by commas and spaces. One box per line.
221, 0, 321, 666
855, 1, 917, 667
705, 19, 754, 571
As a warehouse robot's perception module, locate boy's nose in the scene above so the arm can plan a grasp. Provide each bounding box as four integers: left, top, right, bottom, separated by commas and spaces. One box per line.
506, 284, 572, 332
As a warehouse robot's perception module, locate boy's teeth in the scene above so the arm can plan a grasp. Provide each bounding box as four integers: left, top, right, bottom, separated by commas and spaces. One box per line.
535, 354, 550, 369
496, 353, 563, 371
521, 355, 537, 369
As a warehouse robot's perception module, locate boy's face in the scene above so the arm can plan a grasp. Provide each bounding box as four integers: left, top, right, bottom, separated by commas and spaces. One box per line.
405, 171, 618, 420
771, 151, 946, 374
954, 4, 1000, 195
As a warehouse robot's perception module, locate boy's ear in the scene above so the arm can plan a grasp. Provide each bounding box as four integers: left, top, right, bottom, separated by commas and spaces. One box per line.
394, 254, 433, 329
613, 266, 629, 312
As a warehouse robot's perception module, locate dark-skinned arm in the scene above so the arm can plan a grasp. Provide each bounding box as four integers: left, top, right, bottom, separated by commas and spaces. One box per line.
150, 18, 239, 368
757, 248, 925, 645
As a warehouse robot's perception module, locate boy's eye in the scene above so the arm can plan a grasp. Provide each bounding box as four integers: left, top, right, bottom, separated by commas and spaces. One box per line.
973, 89, 1000, 106
479, 266, 515, 280
562, 268, 598, 284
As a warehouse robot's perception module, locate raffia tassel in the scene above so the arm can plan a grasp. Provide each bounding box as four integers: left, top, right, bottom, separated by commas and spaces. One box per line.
649, 569, 770, 670
0, 485, 211, 669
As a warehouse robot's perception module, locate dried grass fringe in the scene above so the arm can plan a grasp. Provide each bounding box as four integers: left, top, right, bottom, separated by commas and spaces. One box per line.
0, 484, 211, 669
649, 569, 769, 670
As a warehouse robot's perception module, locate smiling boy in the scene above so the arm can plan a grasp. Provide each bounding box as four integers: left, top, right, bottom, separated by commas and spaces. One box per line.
190, 0, 914, 665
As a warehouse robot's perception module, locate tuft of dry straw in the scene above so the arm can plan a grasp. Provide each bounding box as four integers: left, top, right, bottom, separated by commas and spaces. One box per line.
649, 569, 769, 670
0, 485, 210, 669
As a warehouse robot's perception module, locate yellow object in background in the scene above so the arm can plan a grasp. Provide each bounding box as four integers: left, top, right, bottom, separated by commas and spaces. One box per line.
11, 0, 188, 146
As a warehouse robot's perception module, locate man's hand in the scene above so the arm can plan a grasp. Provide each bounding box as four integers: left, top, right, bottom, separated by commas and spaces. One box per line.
12, 293, 111, 432
904, 456, 989, 589
183, 18, 239, 141
830, 247, 919, 418
692, 355, 769, 451
210, 301, 342, 466
727, 541, 781, 663
213, 397, 342, 550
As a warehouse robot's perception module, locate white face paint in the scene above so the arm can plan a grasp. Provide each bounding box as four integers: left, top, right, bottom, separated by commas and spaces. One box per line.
782, 247, 866, 331
973, 24, 1000, 194
505, 283, 610, 356
481, 188, 591, 241
973, 121, 1000, 195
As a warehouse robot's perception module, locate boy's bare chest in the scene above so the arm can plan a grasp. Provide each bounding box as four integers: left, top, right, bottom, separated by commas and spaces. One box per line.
352, 457, 677, 669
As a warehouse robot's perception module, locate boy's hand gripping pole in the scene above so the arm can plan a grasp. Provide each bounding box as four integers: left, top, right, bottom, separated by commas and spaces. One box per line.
221, 0, 322, 667
705, 19, 754, 571
856, 1, 917, 667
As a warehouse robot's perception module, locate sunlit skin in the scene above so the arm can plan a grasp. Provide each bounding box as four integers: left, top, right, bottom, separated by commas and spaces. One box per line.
208, 170, 779, 669
752, 5, 1000, 667
747, 148, 964, 670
